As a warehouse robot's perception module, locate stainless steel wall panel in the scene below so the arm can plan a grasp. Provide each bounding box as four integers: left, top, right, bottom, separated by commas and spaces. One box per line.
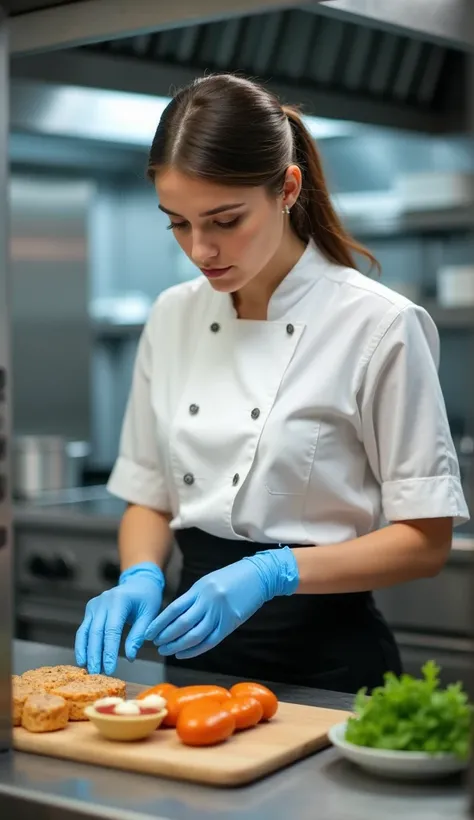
9, 175, 92, 444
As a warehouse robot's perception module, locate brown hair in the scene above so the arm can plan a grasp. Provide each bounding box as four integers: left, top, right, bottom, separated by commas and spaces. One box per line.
148, 74, 379, 274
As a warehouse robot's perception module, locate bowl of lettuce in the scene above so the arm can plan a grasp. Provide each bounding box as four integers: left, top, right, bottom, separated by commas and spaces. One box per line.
328, 661, 473, 779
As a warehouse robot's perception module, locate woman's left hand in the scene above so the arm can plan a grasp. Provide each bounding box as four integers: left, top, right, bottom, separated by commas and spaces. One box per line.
144, 547, 300, 659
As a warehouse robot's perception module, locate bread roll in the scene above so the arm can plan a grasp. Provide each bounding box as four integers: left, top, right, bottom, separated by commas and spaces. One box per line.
12, 680, 38, 727
51, 675, 126, 721
21, 693, 69, 733
21, 665, 87, 691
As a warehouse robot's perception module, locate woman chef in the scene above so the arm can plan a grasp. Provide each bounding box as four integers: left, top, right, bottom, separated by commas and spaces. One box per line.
76, 74, 469, 693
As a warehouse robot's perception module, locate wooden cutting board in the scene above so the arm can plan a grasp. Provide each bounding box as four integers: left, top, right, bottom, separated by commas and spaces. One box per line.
14, 700, 351, 786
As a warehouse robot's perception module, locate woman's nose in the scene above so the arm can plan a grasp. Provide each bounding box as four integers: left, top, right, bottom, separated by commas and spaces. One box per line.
191, 232, 219, 266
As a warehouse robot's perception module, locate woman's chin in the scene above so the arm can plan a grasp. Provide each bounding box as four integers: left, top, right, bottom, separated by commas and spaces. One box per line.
204, 273, 240, 292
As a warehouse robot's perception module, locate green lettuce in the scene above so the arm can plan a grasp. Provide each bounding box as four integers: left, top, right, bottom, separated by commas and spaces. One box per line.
345, 661, 473, 759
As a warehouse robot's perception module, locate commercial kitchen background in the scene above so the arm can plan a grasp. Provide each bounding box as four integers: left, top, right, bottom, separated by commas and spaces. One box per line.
8, 7, 474, 686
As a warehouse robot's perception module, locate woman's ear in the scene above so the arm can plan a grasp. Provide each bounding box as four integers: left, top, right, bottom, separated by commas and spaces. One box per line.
282, 164, 302, 210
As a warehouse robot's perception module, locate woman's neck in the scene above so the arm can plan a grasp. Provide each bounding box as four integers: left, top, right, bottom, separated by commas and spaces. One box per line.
233, 232, 307, 320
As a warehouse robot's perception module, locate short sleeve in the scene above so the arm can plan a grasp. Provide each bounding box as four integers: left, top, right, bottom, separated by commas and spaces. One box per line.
107, 318, 171, 512
358, 304, 469, 526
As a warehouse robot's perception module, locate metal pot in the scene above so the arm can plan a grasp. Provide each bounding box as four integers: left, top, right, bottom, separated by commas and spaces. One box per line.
12, 435, 90, 499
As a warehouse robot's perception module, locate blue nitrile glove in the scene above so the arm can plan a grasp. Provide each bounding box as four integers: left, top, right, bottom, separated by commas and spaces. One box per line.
144, 547, 299, 660
75, 562, 165, 676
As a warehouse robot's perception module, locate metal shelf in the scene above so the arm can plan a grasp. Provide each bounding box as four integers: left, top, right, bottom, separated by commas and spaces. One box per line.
343, 205, 474, 239
422, 302, 474, 330
91, 321, 144, 340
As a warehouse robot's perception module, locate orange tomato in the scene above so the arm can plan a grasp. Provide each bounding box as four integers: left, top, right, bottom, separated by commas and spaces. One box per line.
229, 682, 278, 721
176, 699, 236, 746
163, 685, 232, 727
222, 695, 263, 730
137, 682, 178, 701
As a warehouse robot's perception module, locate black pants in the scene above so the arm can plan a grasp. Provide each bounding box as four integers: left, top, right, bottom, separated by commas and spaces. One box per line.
165, 528, 402, 694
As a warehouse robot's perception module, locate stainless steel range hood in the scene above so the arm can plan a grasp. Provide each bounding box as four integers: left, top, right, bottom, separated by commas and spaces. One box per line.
7, 0, 312, 54
10, 4, 468, 133
317, 0, 474, 50
6, 0, 474, 53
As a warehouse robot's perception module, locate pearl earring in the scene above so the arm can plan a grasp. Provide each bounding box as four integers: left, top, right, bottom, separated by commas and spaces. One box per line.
282, 204, 290, 214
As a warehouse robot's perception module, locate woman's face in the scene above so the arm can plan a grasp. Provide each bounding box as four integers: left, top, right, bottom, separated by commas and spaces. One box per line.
154, 167, 300, 293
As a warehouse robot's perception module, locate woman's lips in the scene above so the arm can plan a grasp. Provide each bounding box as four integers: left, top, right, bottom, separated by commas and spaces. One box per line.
201, 266, 233, 279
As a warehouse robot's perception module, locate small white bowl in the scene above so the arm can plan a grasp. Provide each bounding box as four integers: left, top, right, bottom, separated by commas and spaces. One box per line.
328, 721, 468, 780
84, 706, 167, 742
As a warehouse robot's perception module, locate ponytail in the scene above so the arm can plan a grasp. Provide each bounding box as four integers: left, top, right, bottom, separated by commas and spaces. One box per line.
282, 106, 380, 274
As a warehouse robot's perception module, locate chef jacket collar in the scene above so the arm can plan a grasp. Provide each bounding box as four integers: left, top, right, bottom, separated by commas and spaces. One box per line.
214, 239, 331, 322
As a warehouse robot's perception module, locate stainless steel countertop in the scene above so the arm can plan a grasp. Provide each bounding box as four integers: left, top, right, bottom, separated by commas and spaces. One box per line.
13, 486, 126, 533
0, 640, 470, 820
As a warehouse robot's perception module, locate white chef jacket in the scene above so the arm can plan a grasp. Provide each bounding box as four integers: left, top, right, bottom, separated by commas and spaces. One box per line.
107, 240, 469, 545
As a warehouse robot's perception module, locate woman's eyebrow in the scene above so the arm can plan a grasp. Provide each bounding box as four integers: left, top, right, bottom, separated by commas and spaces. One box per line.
158, 202, 245, 217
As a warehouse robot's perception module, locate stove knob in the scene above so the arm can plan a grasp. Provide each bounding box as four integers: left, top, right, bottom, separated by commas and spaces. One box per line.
29, 555, 74, 580
101, 560, 121, 585
29, 555, 50, 578
50, 556, 74, 580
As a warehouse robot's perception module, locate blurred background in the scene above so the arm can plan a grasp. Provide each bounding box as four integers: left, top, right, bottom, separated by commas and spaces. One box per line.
8, 4, 474, 687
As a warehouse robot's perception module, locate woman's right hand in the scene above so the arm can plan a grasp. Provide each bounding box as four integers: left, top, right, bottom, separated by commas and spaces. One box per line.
75, 563, 165, 676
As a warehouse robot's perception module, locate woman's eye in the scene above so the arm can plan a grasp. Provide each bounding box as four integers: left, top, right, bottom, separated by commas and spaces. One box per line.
216, 217, 241, 230
167, 221, 188, 231
167, 216, 242, 231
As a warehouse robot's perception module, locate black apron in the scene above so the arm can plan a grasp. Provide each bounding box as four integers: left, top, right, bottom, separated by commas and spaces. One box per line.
165, 528, 402, 694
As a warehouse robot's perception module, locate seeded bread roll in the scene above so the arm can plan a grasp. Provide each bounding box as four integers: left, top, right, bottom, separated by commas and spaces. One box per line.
12, 679, 40, 726
21, 693, 69, 733
86, 674, 126, 694
51, 675, 126, 721
21, 665, 87, 692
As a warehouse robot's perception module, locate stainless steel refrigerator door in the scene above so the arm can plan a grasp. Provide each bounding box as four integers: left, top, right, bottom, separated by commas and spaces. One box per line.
0, 6, 12, 754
